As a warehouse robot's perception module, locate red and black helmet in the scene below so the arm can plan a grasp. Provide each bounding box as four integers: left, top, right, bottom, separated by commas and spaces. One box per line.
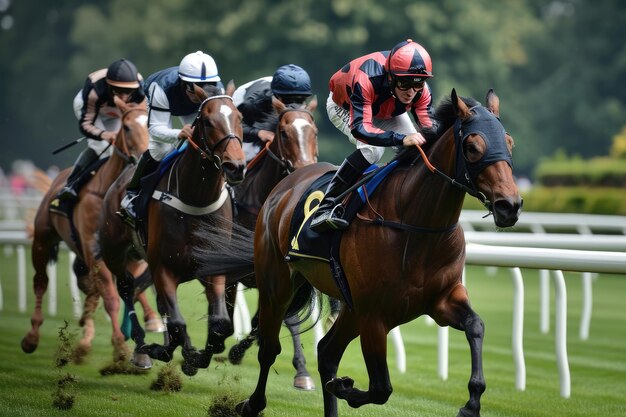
385, 39, 433, 79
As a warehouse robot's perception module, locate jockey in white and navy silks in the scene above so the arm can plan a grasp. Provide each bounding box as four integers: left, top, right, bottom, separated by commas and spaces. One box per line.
118, 51, 224, 226
310, 39, 437, 233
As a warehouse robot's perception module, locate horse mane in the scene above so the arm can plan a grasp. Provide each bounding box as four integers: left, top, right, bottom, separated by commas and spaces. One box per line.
395, 94, 481, 161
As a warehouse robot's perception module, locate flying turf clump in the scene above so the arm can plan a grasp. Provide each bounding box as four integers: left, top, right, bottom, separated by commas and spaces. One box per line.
150, 363, 183, 392
52, 321, 78, 410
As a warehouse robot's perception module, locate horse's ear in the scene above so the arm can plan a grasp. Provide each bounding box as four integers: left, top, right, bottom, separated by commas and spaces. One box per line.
192, 83, 208, 101
451, 88, 470, 119
113, 95, 127, 112
486, 89, 500, 117
225, 80, 236, 97
306, 95, 318, 113
272, 95, 286, 113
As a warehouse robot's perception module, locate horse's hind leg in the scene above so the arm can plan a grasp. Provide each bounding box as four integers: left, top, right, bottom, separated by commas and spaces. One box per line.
322, 311, 391, 413
21, 236, 58, 353
91, 260, 129, 362
284, 314, 315, 390
434, 284, 486, 417
236, 286, 287, 417
117, 270, 152, 369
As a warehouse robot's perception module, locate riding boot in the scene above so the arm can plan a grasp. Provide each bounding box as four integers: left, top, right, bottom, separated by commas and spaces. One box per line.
118, 151, 159, 227
310, 150, 370, 233
57, 148, 99, 201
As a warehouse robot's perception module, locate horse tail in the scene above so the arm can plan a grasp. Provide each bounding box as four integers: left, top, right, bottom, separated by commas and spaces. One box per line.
284, 278, 319, 335
48, 241, 60, 264
192, 216, 255, 279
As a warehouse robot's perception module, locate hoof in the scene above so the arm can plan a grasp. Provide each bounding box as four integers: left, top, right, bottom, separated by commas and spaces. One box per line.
145, 318, 165, 333
182, 348, 212, 369
181, 360, 199, 376
21, 337, 38, 354
145, 343, 173, 362
294, 375, 315, 391
228, 344, 245, 365
130, 352, 153, 370
457, 407, 480, 417
325, 376, 354, 399
235, 399, 260, 417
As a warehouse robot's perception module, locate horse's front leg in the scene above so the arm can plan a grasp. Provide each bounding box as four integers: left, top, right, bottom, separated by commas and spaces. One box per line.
204, 274, 233, 355
318, 307, 360, 417
143, 266, 185, 364
434, 284, 486, 417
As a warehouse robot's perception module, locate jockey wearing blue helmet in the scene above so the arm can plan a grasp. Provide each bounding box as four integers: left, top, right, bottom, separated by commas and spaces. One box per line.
232, 64, 313, 162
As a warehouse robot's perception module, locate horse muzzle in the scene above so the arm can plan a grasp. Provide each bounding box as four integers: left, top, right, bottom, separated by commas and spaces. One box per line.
222, 162, 246, 185
493, 196, 523, 228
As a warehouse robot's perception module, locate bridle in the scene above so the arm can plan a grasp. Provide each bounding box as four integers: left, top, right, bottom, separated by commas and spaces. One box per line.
187, 95, 243, 170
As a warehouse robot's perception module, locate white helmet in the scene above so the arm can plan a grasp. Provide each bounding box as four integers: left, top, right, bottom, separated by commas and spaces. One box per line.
178, 51, 220, 82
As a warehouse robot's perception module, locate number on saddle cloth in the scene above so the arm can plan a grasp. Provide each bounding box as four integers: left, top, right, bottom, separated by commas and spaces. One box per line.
285, 161, 399, 308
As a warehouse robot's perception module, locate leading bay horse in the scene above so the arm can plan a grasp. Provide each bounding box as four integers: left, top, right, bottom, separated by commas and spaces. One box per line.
236, 89, 522, 417
21, 98, 153, 362
98, 85, 246, 374
225, 97, 319, 389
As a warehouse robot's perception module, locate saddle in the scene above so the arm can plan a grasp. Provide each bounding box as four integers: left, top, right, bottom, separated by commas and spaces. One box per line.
286, 160, 400, 308
49, 157, 108, 218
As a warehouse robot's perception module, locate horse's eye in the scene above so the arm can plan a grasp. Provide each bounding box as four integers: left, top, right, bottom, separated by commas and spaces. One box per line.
463, 136, 485, 163
124, 126, 130, 132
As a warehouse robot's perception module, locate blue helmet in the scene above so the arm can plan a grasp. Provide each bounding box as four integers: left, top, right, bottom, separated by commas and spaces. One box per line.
271, 64, 312, 96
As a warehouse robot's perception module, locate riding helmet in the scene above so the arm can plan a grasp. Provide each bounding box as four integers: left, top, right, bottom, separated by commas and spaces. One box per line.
385, 39, 433, 79
178, 51, 220, 82
106, 59, 141, 88
271, 64, 312, 96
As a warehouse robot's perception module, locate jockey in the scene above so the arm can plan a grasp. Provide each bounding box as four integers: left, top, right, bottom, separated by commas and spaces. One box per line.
117, 51, 224, 227
310, 39, 436, 233
57, 59, 145, 201
232, 64, 313, 163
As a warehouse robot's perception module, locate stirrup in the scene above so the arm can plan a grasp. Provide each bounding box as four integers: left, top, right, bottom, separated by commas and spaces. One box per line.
310, 205, 347, 233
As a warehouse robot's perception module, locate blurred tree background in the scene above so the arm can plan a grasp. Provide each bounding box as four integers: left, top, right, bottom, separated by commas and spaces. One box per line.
1, 0, 625, 180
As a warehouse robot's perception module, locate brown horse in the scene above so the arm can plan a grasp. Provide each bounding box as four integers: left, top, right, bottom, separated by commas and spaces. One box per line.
21, 98, 153, 362
225, 97, 319, 389
234, 89, 522, 417
98, 85, 246, 374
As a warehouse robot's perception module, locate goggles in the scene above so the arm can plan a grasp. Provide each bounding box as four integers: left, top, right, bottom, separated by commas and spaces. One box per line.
111, 86, 135, 95
394, 76, 426, 91
185, 82, 215, 93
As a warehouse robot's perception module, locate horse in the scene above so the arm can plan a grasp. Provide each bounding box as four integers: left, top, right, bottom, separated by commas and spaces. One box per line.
232, 89, 522, 417
21, 97, 154, 363
98, 84, 246, 374
225, 96, 320, 390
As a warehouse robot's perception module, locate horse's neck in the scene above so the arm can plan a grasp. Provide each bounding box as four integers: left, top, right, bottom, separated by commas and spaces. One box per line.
168, 148, 224, 205
235, 150, 285, 213
89, 149, 129, 194
395, 131, 465, 228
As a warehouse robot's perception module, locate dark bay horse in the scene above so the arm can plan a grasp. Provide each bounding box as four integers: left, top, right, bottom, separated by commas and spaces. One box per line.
236, 89, 522, 417
226, 97, 319, 389
98, 85, 246, 374
21, 98, 152, 362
